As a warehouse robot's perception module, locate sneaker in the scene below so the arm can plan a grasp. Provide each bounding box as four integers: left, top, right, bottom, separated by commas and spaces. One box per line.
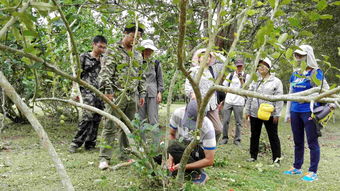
301, 172, 318, 182
283, 167, 302, 175
234, 141, 241, 146
98, 159, 109, 170
246, 158, 256, 162
68, 144, 78, 153
192, 172, 209, 185
220, 138, 228, 145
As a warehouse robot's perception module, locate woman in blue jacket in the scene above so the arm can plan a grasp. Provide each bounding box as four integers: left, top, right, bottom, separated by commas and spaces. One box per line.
284, 45, 329, 182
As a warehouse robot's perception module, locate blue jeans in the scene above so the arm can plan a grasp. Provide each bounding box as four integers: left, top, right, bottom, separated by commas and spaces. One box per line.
290, 111, 320, 173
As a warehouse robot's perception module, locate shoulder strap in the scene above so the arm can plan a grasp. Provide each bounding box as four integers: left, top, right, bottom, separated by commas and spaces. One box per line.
228, 73, 234, 87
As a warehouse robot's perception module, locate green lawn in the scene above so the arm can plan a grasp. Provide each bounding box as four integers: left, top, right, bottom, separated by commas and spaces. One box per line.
1, 104, 340, 190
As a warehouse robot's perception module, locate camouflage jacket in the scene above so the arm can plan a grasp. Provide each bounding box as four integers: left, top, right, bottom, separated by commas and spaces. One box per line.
99, 43, 146, 100
79, 52, 103, 94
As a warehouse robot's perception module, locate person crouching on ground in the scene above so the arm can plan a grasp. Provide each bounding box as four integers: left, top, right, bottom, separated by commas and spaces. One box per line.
167, 100, 216, 184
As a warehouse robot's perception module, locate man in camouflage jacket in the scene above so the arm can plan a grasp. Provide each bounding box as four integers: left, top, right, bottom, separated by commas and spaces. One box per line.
69, 35, 107, 153
98, 24, 146, 169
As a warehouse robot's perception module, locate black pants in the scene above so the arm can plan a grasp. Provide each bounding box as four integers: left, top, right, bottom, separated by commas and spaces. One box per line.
249, 116, 281, 162
72, 119, 101, 149
167, 141, 205, 179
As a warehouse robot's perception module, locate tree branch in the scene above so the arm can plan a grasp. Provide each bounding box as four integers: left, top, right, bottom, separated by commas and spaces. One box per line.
0, 44, 135, 132
0, 72, 74, 191
0, 1, 32, 39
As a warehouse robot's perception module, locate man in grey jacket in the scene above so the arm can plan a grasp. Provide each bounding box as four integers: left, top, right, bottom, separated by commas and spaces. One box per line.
138, 40, 164, 145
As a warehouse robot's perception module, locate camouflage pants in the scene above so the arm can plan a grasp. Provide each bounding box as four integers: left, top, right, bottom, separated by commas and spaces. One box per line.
71, 93, 103, 149
99, 94, 138, 161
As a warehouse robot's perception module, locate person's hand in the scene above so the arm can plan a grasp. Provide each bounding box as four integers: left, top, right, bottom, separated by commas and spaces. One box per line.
167, 156, 174, 171
273, 116, 279, 124
139, 98, 145, 106
173, 163, 180, 171
105, 94, 113, 101
218, 101, 224, 112
72, 96, 80, 102
157, 92, 162, 104
285, 116, 291, 123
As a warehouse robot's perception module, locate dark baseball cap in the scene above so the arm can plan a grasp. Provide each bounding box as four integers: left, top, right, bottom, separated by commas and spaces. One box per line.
234, 59, 244, 66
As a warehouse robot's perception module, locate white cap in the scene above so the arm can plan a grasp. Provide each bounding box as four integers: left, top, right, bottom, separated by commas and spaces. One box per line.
141, 39, 158, 51
259, 57, 272, 68
293, 48, 307, 56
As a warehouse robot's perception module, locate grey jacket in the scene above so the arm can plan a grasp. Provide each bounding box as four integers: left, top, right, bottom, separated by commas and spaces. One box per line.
144, 60, 164, 97
245, 74, 284, 117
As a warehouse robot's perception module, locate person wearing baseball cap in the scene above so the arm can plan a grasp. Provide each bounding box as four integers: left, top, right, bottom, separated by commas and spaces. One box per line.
167, 100, 216, 184
138, 39, 164, 148
283, 45, 329, 182
221, 58, 250, 145
245, 57, 283, 164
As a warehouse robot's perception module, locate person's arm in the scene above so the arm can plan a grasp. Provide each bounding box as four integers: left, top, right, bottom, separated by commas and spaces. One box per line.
169, 127, 176, 140
245, 82, 255, 119
173, 149, 215, 170
156, 61, 164, 103
185, 67, 197, 99
99, 50, 115, 99
272, 79, 284, 124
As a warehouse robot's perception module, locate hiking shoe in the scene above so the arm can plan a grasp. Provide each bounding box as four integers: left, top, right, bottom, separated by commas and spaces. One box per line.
192, 172, 209, 185
234, 141, 241, 146
220, 138, 228, 145
68, 144, 78, 153
98, 159, 109, 170
301, 172, 318, 182
283, 167, 302, 175
246, 158, 256, 162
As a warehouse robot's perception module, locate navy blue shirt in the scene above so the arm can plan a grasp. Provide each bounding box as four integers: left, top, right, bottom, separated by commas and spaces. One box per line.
290, 69, 324, 112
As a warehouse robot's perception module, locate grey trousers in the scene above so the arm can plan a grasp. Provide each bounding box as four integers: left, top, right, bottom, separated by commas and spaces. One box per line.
138, 97, 160, 147
99, 96, 137, 161
222, 103, 244, 142
207, 109, 222, 142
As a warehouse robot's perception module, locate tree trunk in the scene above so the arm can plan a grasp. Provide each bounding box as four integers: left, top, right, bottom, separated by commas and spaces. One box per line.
0, 71, 74, 191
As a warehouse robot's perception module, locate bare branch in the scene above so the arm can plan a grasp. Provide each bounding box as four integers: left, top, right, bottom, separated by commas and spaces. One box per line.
0, 72, 74, 191
0, 1, 32, 39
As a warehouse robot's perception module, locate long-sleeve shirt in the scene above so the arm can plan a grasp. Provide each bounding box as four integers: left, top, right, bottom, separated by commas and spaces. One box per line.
144, 60, 164, 97
223, 71, 251, 106
99, 43, 146, 101
245, 74, 284, 117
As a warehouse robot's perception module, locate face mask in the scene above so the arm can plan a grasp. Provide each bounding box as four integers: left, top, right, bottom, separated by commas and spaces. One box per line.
295, 56, 306, 62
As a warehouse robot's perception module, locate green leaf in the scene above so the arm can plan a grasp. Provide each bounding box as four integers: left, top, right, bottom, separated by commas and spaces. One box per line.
271, 52, 280, 59
172, 0, 180, 5
220, 10, 228, 17
300, 60, 307, 72
30, 2, 55, 11
274, 9, 285, 17
268, 0, 275, 8
278, 33, 288, 44
288, 17, 301, 28
311, 72, 321, 86
316, 0, 328, 11
281, 0, 292, 5
21, 57, 31, 65
285, 48, 293, 59
309, 11, 320, 21
47, 71, 55, 77
247, 9, 258, 16
336, 75, 340, 79
23, 30, 38, 37
319, 14, 333, 19
330, 1, 340, 6
256, 1, 264, 7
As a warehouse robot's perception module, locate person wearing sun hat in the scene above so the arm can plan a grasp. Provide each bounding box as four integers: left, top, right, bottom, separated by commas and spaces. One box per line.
138, 39, 164, 147
245, 57, 283, 163
185, 48, 223, 142
283, 45, 329, 182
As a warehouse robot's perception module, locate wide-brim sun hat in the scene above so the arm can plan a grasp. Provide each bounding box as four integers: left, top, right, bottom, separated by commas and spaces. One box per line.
293, 48, 307, 56
141, 39, 158, 51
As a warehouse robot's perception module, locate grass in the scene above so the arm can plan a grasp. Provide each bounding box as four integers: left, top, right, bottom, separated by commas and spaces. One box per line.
1, 104, 340, 190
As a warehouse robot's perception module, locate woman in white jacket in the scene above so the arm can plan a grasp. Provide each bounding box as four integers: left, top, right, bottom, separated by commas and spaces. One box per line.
245, 58, 283, 163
